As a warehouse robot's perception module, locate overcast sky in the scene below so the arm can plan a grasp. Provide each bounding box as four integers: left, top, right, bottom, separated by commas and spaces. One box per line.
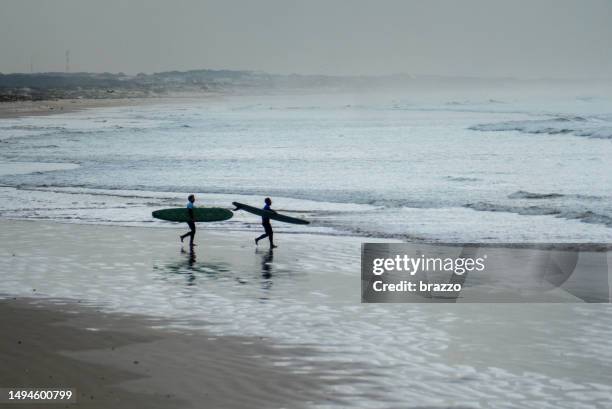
1, 0, 611, 79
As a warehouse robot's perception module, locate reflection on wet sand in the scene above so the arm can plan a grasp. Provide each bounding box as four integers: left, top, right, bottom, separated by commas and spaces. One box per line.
156, 246, 283, 293
154, 247, 232, 286
155, 246, 282, 300
258, 248, 274, 292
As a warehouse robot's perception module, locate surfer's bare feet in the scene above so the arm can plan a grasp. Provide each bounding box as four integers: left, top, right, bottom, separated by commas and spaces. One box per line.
271, 244, 278, 248
255, 238, 259, 245
180, 235, 184, 243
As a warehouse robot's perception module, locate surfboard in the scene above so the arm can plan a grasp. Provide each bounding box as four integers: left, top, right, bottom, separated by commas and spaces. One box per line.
232, 202, 310, 225
152, 208, 233, 222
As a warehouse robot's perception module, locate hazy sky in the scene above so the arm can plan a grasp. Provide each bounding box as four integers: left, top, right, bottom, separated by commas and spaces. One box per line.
1, 0, 611, 78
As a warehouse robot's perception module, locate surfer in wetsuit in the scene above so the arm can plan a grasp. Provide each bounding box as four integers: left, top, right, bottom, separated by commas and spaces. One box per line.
180, 194, 196, 247
255, 197, 277, 248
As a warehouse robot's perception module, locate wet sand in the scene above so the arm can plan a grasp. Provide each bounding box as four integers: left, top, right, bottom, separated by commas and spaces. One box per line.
0, 297, 333, 409
0, 220, 368, 409
2, 220, 611, 408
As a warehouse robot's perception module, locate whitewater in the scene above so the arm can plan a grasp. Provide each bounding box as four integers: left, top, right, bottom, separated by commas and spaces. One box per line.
0, 92, 611, 243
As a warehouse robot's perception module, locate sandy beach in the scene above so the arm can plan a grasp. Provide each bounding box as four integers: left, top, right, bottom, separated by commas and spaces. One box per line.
0, 99, 142, 119
0, 220, 374, 409
1, 219, 612, 408
0, 297, 329, 409
0, 94, 219, 119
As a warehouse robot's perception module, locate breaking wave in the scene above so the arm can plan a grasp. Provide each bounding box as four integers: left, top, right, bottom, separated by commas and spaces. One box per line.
465, 202, 612, 228
469, 115, 612, 139
508, 190, 565, 199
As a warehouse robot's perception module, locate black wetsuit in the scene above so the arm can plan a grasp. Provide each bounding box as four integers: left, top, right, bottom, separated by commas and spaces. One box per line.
256, 204, 274, 245
180, 202, 196, 245
186, 220, 196, 239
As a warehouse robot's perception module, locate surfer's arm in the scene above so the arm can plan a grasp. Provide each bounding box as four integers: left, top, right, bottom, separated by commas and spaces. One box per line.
188, 207, 195, 221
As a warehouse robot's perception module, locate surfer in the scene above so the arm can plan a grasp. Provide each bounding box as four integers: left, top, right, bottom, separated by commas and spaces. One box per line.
255, 197, 277, 248
180, 194, 196, 247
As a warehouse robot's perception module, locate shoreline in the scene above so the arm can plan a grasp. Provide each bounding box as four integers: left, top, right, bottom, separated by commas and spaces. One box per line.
0, 94, 221, 119
1, 215, 610, 252
0, 98, 147, 119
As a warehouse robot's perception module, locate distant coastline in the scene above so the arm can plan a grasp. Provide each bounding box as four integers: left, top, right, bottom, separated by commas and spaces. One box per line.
3, 69, 611, 105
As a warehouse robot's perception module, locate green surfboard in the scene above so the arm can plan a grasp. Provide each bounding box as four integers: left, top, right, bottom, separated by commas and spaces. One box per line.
232, 202, 310, 225
152, 207, 233, 222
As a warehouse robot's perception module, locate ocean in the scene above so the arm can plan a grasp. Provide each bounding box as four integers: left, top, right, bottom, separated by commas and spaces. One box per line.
1, 92, 611, 243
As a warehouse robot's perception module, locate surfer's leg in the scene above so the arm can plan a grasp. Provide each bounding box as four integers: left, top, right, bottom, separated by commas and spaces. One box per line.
180, 225, 190, 242
256, 223, 270, 245
264, 223, 276, 248
188, 221, 196, 246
